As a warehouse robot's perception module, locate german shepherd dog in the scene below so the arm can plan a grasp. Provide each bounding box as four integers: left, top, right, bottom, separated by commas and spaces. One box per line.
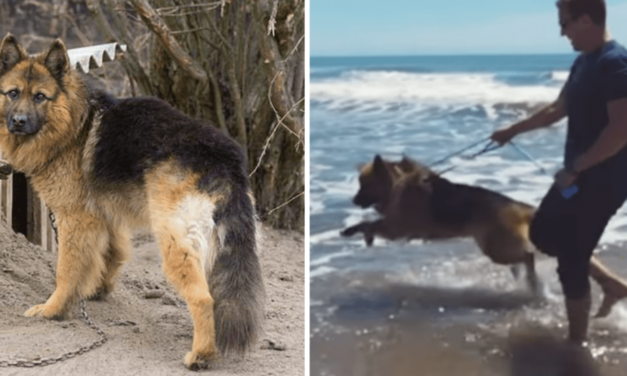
340, 154, 540, 292
341, 155, 627, 316
0, 34, 263, 369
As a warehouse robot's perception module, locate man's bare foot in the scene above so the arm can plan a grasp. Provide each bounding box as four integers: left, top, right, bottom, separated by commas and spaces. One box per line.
594, 283, 627, 318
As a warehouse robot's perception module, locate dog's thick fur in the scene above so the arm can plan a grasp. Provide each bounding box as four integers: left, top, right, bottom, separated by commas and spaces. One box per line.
0, 34, 264, 369
341, 155, 539, 291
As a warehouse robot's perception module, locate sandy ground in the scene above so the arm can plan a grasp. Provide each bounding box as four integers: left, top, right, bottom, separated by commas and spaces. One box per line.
0, 218, 304, 376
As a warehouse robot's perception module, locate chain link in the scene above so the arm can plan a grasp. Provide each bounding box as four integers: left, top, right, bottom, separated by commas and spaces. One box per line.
0, 301, 108, 368
0, 212, 108, 368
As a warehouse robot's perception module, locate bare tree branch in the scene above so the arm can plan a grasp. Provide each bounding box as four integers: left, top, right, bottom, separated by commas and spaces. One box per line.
267, 0, 278, 36
130, 0, 208, 86
267, 191, 303, 215
249, 96, 304, 177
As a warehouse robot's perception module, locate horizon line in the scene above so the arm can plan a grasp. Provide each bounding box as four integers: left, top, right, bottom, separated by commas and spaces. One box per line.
311, 52, 579, 59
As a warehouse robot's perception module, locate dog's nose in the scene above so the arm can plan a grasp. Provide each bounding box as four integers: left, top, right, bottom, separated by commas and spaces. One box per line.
10, 115, 27, 129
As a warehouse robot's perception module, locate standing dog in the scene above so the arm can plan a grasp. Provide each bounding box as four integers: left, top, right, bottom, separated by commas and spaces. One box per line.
0, 34, 263, 369
341, 154, 539, 291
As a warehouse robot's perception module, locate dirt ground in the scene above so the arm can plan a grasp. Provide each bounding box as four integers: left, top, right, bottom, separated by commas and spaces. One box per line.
0, 218, 304, 376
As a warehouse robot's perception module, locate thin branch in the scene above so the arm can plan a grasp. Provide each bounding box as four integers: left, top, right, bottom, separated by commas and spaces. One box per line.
267, 71, 301, 139
284, 34, 304, 62
267, 191, 304, 216
63, 15, 92, 46
249, 120, 279, 178
267, 0, 278, 36
254, 0, 303, 136
228, 64, 247, 150
171, 26, 212, 35
130, 0, 208, 85
86, 0, 154, 96
156, 2, 222, 12
160, 8, 220, 17
249, 96, 305, 177
206, 69, 228, 133
205, 14, 232, 51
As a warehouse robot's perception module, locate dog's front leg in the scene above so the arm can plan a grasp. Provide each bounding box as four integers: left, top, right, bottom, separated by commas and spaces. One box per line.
25, 211, 109, 320
341, 220, 393, 246
340, 222, 368, 237
340, 221, 378, 246
364, 219, 408, 246
363, 219, 392, 246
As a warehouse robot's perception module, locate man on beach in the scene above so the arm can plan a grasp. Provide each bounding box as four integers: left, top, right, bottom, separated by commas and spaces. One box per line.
491, 0, 627, 344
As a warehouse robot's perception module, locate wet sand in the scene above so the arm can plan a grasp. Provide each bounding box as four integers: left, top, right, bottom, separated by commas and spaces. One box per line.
311, 239, 627, 376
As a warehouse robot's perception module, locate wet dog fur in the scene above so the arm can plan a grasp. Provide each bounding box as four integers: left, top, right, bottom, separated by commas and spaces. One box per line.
341, 155, 539, 292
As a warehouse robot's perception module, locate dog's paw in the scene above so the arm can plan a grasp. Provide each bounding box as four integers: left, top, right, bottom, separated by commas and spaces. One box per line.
88, 287, 110, 301
184, 351, 214, 371
24, 303, 66, 320
340, 226, 359, 237
365, 234, 374, 246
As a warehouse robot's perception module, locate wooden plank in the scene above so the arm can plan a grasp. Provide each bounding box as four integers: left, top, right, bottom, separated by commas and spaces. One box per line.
27, 180, 36, 244
46, 206, 57, 253
2, 174, 12, 228
0, 150, 8, 225
39, 196, 48, 251
0, 176, 4, 222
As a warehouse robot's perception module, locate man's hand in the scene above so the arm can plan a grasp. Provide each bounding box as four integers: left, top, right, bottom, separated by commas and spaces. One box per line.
554, 168, 578, 189
490, 126, 518, 146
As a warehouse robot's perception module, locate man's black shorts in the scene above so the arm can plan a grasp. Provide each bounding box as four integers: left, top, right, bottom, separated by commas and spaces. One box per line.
529, 165, 626, 299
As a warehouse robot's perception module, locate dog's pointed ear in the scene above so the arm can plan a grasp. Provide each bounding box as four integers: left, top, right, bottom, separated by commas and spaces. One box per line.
373, 155, 385, 173
0, 34, 27, 76
399, 155, 418, 172
372, 154, 393, 182
43, 39, 70, 81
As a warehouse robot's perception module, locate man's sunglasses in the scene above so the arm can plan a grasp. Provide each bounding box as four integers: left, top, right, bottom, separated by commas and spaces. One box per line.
559, 17, 578, 29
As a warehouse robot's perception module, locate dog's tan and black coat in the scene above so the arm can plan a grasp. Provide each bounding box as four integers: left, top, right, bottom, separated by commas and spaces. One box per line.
0, 34, 263, 369
341, 155, 539, 291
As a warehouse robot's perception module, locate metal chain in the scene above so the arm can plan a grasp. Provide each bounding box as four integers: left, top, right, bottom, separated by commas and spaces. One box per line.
0, 213, 108, 368
0, 301, 108, 368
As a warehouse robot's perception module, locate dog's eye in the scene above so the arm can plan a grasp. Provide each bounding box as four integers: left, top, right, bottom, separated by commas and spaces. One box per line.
34, 93, 46, 103
6, 90, 19, 100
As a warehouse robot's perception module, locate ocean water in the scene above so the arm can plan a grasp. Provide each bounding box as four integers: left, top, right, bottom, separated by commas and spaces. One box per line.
310, 55, 627, 376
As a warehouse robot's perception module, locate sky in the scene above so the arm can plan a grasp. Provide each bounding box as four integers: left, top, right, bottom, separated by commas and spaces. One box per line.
310, 0, 627, 56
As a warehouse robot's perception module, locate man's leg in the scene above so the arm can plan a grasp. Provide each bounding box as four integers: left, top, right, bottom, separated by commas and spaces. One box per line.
589, 255, 627, 318
529, 183, 621, 344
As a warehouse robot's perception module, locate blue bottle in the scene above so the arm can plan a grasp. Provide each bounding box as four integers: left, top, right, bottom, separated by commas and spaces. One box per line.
562, 185, 579, 199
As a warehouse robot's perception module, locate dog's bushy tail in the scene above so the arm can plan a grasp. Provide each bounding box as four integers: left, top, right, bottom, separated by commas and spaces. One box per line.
208, 186, 264, 356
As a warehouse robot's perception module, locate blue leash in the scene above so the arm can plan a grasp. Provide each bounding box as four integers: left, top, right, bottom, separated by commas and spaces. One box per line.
427, 137, 493, 169
509, 141, 578, 199
428, 137, 578, 199
428, 137, 499, 175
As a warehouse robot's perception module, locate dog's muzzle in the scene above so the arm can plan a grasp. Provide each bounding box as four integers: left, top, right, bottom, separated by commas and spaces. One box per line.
9, 114, 39, 135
